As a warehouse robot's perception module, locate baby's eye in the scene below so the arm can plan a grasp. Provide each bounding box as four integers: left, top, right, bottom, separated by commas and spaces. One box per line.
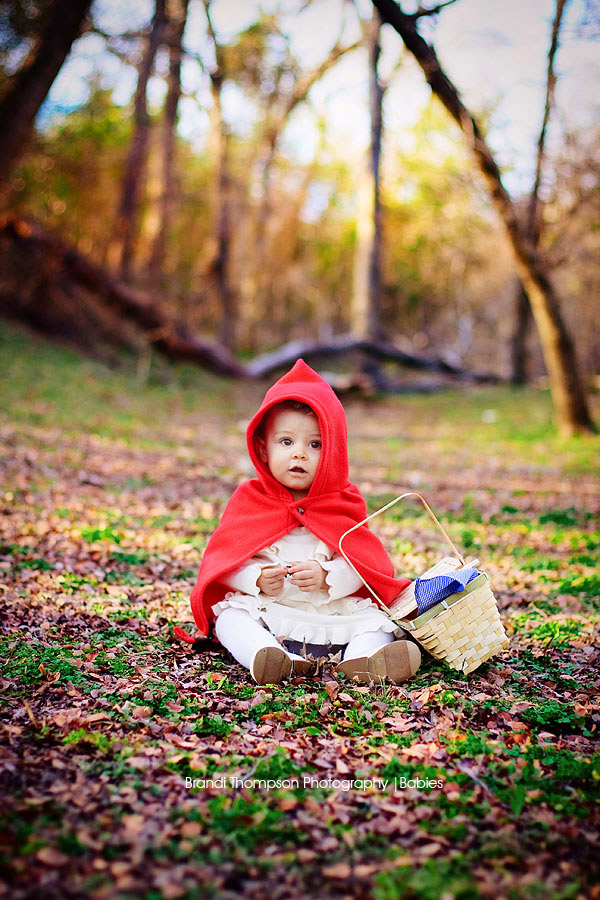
309, 441, 322, 449
280, 438, 292, 445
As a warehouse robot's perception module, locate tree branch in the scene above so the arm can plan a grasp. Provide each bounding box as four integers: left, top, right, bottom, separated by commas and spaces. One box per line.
527, 0, 569, 242
281, 38, 362, 122
90, 23, 147, 44
409, 0, 458, 19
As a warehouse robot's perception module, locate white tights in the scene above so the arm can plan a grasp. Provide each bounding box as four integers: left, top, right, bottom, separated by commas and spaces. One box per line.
214, 607, 393, 671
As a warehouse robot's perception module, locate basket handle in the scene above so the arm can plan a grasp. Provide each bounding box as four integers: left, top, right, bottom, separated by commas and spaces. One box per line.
338, 491, 466, 610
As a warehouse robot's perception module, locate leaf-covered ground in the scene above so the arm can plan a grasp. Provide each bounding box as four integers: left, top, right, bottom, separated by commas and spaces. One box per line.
1, 323, 599, 900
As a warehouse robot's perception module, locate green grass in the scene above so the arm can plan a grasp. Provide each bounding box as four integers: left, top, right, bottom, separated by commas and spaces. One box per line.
373, 857, 481, 900
2, 322, 599, 470
61, 728, 114, 754
1, 640, 94, 692
0, 322, 252, 450
482, 748, 600, 817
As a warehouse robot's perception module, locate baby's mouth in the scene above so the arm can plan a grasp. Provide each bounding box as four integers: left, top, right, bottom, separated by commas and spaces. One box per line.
289, 466, 307, 474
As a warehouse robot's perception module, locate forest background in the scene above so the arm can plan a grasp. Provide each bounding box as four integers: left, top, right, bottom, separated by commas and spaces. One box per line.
0, 0, 599, 436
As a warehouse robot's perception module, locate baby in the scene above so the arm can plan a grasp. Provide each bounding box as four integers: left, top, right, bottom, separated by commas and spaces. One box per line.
188, 360, 421, 685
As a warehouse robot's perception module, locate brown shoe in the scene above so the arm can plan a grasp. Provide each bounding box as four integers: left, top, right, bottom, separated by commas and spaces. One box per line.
335, 640, 421, 685
250, 647, 312, 685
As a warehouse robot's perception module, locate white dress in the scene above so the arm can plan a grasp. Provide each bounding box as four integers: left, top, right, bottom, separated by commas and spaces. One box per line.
212, 525, 398, 645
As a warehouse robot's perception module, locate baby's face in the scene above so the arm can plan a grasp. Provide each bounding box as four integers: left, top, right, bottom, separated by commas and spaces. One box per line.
257, 408, 322, 500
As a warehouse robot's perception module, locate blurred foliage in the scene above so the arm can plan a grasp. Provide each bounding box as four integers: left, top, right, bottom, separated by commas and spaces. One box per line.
12, 86, 131, 251
1, 1, 598, 375
0, 0, 52, 86
222, 14, 299, 99
382, 102, 503, 347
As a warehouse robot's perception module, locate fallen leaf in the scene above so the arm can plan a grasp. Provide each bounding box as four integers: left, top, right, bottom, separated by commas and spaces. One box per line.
323, 862, 351, 879
325, 681, 339, 701
402, 742, 438, 760
180, 822, 202, 837
418, 842, 442, 857
354, 864, 378, 877
36, 847, 69, 866
110, 861, 131, 877
121, 814, 145, 833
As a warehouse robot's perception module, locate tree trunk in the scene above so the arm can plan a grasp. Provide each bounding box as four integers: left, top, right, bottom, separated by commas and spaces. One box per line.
0, 0, 93, 189
147, 0, 190, 287
510, 280, 532, 386
528, 0, 568, 244
352, 12, 384, 342
208, 73, 236, 349
372, 0, 595, 435
2, 214, 503, 388
512, 0, 568, 384
111, 0, 167, 282
203, 1, 236, 350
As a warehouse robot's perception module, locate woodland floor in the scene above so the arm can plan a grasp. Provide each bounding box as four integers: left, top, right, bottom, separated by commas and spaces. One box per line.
0, 322, 599, 900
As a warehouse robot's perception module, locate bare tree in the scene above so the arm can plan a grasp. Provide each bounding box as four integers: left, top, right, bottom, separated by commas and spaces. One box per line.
238, 34, 361, 348
0, 0, 93, 189
372, 0, 595, 435
253, 37, 361, 251
511, 0, 568, 384
352, 8, 386, 341
203, 0, 237, 349
146, 0, 190, 288
110, 0, 167, 282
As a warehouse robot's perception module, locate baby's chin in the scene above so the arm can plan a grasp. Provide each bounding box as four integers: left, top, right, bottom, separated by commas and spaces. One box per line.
284, 482, 312, 499
269, 468, 315, 497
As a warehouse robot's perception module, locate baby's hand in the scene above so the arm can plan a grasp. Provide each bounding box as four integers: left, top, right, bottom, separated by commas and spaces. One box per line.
288, 560, 327, 592
257, 565, 286, 597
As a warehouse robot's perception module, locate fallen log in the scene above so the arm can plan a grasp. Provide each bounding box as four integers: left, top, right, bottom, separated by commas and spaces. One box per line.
246, 334, 499, 383
0, 216, 244, 377
320, 371, 483, 394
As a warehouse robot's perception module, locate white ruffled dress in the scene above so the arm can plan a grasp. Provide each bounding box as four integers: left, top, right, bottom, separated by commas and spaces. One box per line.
211, 525, 398, 645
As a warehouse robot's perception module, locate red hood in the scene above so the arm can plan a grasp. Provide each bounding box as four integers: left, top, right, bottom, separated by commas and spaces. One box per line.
246, 358, 350, 500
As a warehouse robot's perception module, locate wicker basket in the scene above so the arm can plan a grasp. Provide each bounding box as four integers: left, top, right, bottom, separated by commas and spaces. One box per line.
339, 492, 509, 675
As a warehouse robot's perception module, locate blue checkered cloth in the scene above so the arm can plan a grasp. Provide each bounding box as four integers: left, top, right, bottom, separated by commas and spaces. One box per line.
414, 567, 479, 614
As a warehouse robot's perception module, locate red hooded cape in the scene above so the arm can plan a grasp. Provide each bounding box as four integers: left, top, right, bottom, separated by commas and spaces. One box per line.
176, 360, 410, 643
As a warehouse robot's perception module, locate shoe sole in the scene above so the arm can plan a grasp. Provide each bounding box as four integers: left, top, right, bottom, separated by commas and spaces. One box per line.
335, 640, 421, 685
250, 647, 312, 685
